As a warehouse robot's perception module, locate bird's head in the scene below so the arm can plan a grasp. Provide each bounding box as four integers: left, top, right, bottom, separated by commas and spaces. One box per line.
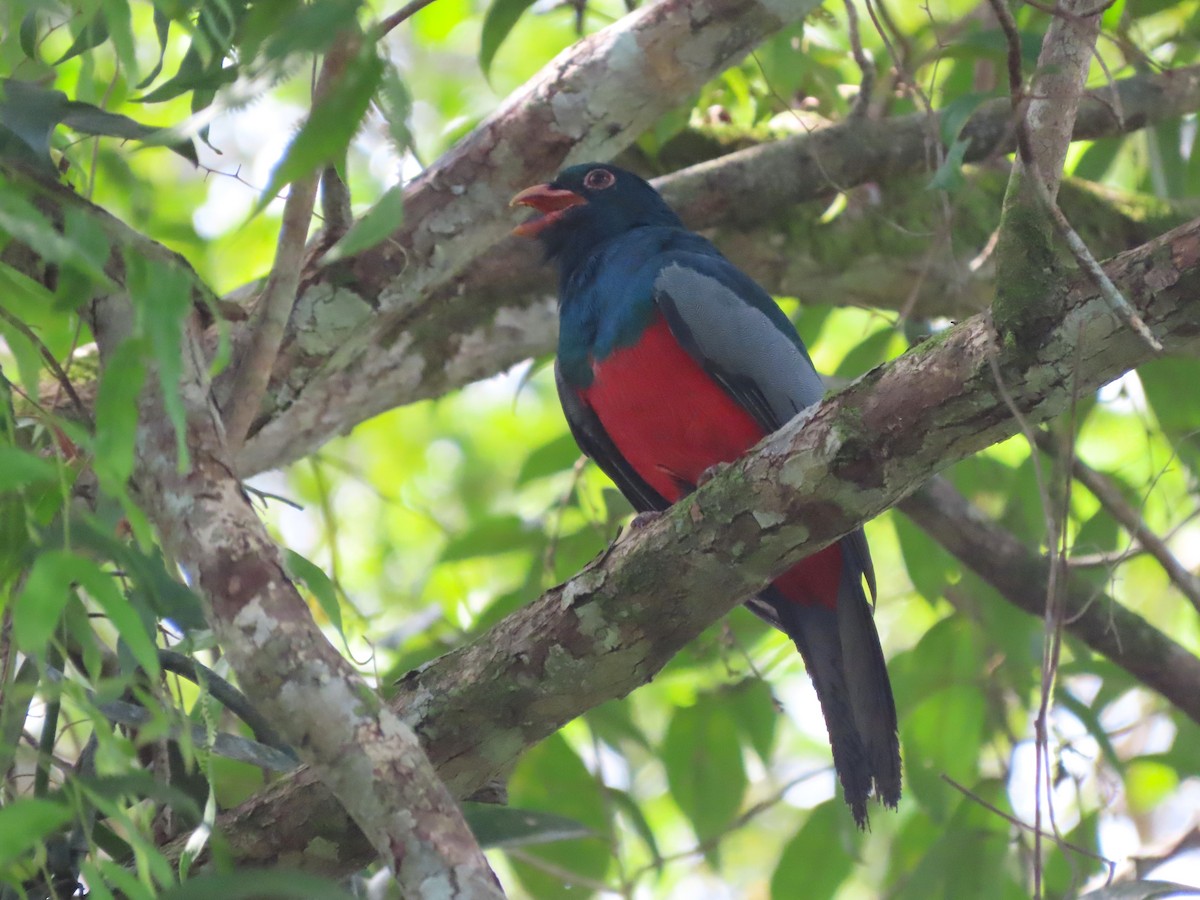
510, 163, 681, 264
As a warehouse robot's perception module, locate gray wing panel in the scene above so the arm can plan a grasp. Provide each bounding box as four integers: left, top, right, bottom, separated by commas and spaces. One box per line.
652, 261, 826, 433
653, 258, 879, 595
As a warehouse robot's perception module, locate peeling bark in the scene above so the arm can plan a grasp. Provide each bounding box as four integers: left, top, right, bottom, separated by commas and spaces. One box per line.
233, 63, 1200, 474
30, 67, 1200, 465
230, 0, 817, 473
195, 216, 1200, 876
85, 281, 502, 896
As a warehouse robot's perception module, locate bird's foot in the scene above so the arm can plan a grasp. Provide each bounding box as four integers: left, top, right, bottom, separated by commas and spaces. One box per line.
697, 461, 731, 487
629, 510, 664, 529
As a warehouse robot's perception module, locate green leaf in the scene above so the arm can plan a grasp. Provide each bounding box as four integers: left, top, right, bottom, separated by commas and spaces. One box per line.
0, 178, 107, 271
508, 733, 612, 900
894, 513, 957, 602
607, 788, 661, 863
86, 858, 154, 900
937, 91, 992, 146
76, 773, 202, 822
61, 100, 197, 164
479, 0, 538, 77
0, 447, 59, 493
0, 314, 43, 399
1139, 358, 1200, 480
462, 802, 591, 849
254, 48, 385, 216
321, 184, 404, 263
14, 551, 159, 676
157, 870, 357, 900
136, 7, 173, 89
100, 0, 139, 85
19, 12, 39, 59
135, 43, 236, 106
441, 514, 535, 561
517, 433, 582, 485
834, 326, 899, 378
94, 338, 146, 494
771, 802, 856, 900
55, 10, 110, 64
0, 798, 73, 868
261, 0, 361, 61
663, 696, 746, 856
379, 63, 413, 156
283, 549, 344, 636
892, 778, 1025, 900
900, 684, 985, 820
928, 136, 971, 192
0, 659, 38, 780
724, 677, 778, 764
1124, 760, 1178, 814
12, 551, 76, 652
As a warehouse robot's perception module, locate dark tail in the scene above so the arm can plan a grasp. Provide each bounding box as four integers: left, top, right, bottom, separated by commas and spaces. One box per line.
748, 533, 901, 827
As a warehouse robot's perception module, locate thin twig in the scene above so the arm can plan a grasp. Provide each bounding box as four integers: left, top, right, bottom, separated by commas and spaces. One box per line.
988, 351, 1061, 900
223, 33, 361, 451
1034, 173, 1162, 350
158, 649, 293, 753
1036, 430, 1200, 613
941, 775, 1115, 873
376, 0, 441, 39
627, 768, 829, 885
843, 0, 874, 119
0, 307, 89, 423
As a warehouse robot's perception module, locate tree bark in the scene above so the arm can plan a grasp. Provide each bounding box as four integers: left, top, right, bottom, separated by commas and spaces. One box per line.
185, 214, 1200, 876
83, 222, 502, 899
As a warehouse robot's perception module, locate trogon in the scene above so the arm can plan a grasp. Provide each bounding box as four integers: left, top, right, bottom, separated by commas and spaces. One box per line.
512, 163, 900, 826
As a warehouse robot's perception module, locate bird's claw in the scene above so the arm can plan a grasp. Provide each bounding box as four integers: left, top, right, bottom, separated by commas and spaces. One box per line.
697, 461, 731, 487
629, 510, 664, 529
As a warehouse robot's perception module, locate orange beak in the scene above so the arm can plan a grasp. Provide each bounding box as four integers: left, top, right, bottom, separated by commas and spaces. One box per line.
510, 184, 586, 237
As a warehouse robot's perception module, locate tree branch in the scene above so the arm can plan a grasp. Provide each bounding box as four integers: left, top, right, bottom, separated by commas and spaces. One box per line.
235, 63, 1200, 474
899, 477, 1200, 725
226, 0, 818, 473
29, 66, 1200, 465
1035, 430, 1200, 614
81, 208, 502, 897
221, 33, 359, 451
197, 214, 1200, 876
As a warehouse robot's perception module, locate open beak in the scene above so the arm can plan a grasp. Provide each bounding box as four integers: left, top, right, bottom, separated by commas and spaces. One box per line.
510, 184, 586, 237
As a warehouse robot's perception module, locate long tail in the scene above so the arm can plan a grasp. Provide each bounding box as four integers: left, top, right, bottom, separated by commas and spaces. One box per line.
747, 533, 901, 827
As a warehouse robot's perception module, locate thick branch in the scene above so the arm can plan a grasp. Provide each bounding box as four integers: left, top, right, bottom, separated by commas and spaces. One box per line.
899, 477, 1200, 725
81, 221, 501, 896
227, 0, 817, 471
205, 216, 1200, 875
30, 67, 1200, 464
235, 64, 1200, 474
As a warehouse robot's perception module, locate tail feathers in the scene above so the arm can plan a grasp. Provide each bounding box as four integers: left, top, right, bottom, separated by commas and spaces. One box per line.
755, 538, 900, 827
836, 568, 901, 810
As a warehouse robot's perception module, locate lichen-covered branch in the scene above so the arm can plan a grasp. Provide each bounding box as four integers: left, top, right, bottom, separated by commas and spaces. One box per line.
234, 63, 1200, 474
81, 223, 502, 897
899, 477, 1200, 725
203, 216, 1200, 876
231, 0, 817, 473
31, 65, 1200, 467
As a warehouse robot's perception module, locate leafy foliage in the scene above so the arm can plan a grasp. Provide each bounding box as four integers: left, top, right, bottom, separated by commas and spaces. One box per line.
0, 0, 1198, 897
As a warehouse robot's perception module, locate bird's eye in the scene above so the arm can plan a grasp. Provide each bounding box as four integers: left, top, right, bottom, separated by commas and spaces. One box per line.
583, 168, 616, 190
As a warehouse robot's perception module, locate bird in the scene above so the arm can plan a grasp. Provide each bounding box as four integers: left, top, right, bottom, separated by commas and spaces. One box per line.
510, 162, 900, 827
